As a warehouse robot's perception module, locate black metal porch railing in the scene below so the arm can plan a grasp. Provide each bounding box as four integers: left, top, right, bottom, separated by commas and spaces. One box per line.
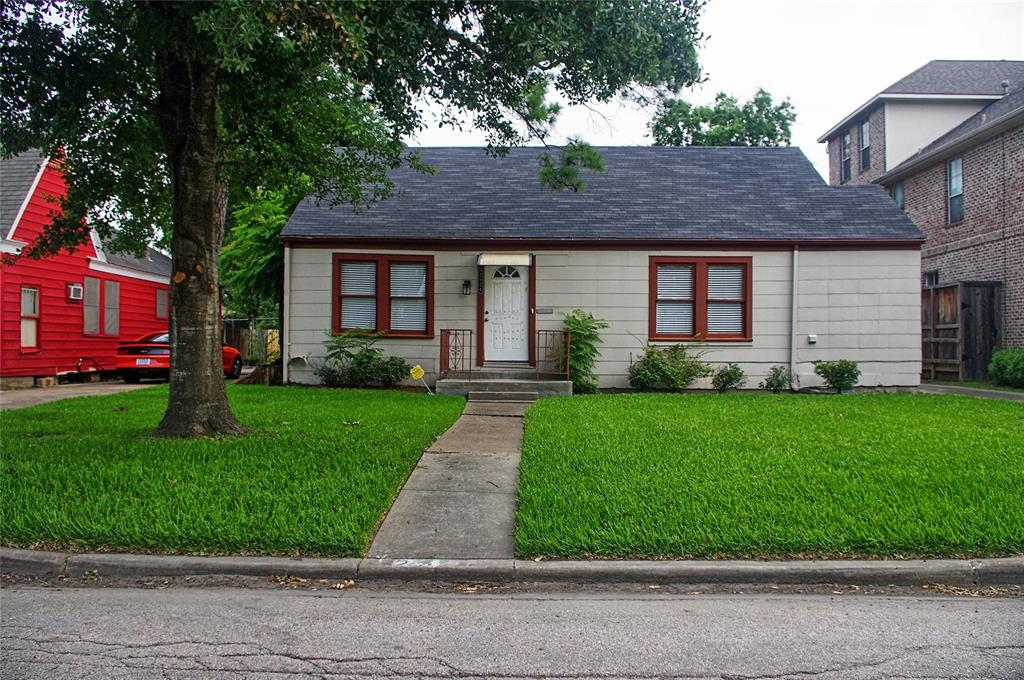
439, 329, 474, 378
536, 329, 570, 380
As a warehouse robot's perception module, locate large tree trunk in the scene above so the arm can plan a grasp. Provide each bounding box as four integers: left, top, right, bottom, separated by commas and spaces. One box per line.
152, 47, 245, 437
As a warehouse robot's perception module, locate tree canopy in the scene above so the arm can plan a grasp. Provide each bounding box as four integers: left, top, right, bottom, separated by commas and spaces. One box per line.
649, 88, 796, 147
2, 0, 706, 436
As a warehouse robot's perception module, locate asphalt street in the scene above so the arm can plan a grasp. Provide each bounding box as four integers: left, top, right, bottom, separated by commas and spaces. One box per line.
2, 585, 1023, 679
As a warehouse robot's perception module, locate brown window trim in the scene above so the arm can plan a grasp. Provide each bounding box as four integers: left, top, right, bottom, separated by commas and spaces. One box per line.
331, 253, 434, 338
649, 256, 753, 342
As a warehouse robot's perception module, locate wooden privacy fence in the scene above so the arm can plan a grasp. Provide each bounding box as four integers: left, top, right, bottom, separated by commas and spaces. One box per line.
223, 318, 280, 366
921, 282, 1001, 381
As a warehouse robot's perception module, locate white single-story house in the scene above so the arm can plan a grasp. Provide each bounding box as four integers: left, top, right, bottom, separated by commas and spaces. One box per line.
281, 147, 924, 391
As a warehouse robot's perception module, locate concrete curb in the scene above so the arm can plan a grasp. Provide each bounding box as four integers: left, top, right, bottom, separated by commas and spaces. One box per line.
4, 548, 1023, 587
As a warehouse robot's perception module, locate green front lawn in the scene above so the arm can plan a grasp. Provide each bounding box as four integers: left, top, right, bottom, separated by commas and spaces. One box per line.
517, 393, 1024, 559
2, 385, 463, 556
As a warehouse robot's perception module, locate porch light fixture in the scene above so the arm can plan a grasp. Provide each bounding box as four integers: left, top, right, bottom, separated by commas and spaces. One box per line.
462, 280, 472, 296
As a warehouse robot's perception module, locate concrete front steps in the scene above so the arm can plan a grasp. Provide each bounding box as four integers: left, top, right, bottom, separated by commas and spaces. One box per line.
436, 365, 572, 400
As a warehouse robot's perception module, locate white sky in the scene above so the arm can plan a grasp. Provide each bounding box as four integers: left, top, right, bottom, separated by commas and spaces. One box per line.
408, 0, 1024, 179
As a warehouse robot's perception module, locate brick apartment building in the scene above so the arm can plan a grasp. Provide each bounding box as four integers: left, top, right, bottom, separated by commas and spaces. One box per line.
819, 60, 1024, 351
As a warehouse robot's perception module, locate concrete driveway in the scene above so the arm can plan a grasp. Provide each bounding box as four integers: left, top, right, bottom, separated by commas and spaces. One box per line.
0, 381, 152, 411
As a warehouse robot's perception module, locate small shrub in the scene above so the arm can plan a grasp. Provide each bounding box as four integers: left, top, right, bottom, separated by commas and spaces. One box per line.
988, 348, 1024, 387
813, 359, 861, 393
712, 363, 746, 392
562, 309, 609, 394
314, 331, 411, 388
759, 365, 794, 393
629, 344, 712, 391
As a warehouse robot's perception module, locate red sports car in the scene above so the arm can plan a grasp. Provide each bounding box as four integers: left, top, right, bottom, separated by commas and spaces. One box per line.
116, 332, 243, 383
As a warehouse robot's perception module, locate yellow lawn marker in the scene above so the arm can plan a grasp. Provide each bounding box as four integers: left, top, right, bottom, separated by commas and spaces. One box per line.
410, 364, 432, 394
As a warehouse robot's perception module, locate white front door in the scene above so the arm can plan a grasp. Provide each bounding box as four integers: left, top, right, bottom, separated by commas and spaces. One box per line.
484, 265, 529, 362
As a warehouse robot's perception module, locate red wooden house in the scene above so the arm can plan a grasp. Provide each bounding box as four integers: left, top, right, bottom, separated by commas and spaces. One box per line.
0, 151, 171, 386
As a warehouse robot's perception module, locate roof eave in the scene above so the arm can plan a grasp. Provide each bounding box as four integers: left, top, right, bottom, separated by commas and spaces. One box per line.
817, 93, 1003, 143
877, 108, 1024, 184
281, 235, 925, 249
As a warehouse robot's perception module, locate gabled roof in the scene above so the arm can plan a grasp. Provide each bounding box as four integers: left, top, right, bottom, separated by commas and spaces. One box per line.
1, 149, 172, 276
0, 150, 47, 238
283, 147, 922, 244
880, 82, 1024, 183
882, 60, 1024, 96
817, 60, 1024, 143
104, 246, 173, 277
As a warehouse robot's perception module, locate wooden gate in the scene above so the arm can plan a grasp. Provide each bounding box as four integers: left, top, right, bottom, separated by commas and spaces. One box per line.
922, 282, 1001, 381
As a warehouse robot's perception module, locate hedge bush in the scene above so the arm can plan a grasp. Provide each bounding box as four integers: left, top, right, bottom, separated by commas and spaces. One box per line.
988, 348, 1024, 387
813, 359, 861, 393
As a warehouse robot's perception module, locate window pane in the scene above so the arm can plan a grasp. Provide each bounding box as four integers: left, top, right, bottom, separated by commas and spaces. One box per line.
708, 302, 744, 333
948, 157, 963, 195
657, 265, 693, 299
390, 262, 426, 297
341, 261, 376, 295
341, 297, 376, 329
655, 301, 693, 335
860, 120, 869, 147
21, 318, 37, 348
708, 265, 744, 300
391, 298, 427, 331
104, 280, 120, 336
156, 289, 168, 318
84, 277, 100, 334
949, 193, 964, 223
20, 287, 38, 315
892, 182, 904, 210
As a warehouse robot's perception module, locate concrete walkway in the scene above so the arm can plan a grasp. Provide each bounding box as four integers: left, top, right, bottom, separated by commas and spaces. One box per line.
0, 381, 150, 410
919, 383, 1024, 402
367, 400, 529, 559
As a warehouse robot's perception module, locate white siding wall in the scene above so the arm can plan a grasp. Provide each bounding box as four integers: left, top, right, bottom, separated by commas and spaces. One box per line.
286, 246, 921, 389
883, 100, 987, 170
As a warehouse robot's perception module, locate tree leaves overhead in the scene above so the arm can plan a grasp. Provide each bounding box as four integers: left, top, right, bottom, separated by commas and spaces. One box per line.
650, 88, 796, 147
2, 0, 705, 257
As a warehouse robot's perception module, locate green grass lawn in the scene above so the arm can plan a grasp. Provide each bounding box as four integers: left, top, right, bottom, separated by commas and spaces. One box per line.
517, 392, 1024, 560
2, 385, 463, 556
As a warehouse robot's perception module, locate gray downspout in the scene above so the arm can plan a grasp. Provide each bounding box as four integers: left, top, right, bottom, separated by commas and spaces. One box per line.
790, 245, 799, 386
282, 243, 291, 384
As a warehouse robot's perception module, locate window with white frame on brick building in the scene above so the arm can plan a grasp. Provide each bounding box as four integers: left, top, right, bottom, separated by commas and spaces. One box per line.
891, 181, 904, 211
947, 156, 964, 223
859, 120, 870, 171
840, 132, 852, 182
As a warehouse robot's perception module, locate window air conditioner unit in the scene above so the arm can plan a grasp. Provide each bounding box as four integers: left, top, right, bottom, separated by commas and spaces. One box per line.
67, 283, 84, 301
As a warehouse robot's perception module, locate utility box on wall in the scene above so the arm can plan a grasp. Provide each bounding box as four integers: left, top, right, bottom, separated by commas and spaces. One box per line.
922, 281, 1002, 381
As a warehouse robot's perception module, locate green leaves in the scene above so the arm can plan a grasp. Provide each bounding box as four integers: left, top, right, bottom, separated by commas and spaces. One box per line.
561, 308, 610, 394
3, 0, 705, 258
650, 88, 797, 147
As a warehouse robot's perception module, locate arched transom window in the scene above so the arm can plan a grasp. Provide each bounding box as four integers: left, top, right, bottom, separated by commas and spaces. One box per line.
494, 266, 521, 279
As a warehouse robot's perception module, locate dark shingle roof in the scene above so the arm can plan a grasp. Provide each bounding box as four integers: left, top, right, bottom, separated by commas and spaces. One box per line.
104, 246, 172, 277
882, 60, 1024, 96
283, 147, 922, 243
0, 150, 46, 236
